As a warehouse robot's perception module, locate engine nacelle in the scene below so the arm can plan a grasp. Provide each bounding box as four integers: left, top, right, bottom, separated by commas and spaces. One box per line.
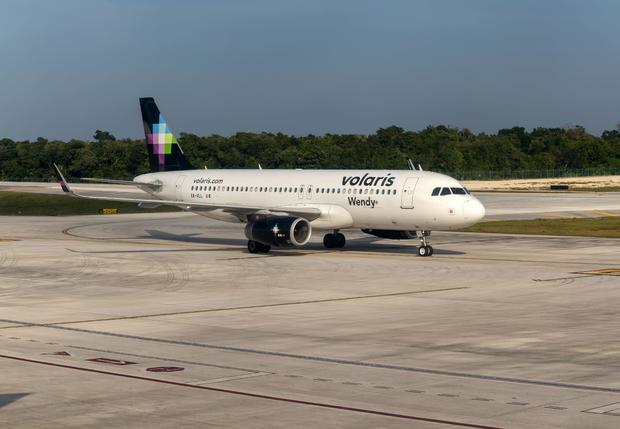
361, 229, 417, 240
245, 216, 312, 247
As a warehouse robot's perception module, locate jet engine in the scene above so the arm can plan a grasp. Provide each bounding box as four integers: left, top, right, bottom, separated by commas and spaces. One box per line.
361, 229, 417, 239
245, 216, 312, 247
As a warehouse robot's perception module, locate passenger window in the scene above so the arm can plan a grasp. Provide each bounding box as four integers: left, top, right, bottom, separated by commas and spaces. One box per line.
348, 189, 352, 194
294, 187, 298, 193
432, 187, 440, 196
451, 187, 466, 195
364, 189, 368, 194
440, 187, 452, 196
353, 189, 357, 194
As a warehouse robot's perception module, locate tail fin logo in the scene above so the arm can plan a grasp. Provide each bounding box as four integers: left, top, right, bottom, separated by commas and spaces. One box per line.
147, 114, 178, 166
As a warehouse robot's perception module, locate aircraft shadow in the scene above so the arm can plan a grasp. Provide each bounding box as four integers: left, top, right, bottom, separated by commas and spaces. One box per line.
0, 393, 30, 409
141, 229, 247, 246
79, 229, 466, 256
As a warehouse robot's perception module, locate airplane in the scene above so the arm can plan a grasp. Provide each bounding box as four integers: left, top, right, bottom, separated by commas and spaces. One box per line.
53, 97, 485, 256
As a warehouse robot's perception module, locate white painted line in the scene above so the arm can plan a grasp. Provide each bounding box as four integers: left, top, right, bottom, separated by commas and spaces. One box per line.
584, 402, 620, 414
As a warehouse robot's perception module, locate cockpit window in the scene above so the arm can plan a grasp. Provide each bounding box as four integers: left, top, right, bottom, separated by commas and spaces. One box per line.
451, 187, 466, 195
431, 187, 440, 196
440, 187, 452, 196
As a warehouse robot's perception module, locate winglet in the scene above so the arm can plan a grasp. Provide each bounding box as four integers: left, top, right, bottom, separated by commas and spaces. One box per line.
53, 164, 72, 194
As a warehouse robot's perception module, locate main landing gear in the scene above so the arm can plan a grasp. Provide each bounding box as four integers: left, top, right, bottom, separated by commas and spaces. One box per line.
417, 230, 433, 257
323, 230, 346, 249
247, 240, 271, 254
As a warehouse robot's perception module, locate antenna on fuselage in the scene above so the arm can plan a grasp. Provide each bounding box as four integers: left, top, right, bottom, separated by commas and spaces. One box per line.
418, 164, 423, 171
258, 163, 263, 170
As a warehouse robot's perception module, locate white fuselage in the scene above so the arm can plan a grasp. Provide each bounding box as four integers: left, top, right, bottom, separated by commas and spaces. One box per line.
135, 169, 485, 231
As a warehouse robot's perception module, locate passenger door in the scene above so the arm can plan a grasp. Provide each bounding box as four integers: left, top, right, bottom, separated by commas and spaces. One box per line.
400, 177, 418, 209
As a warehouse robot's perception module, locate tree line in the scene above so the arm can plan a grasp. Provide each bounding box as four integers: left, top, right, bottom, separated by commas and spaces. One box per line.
1, 125, 619, 180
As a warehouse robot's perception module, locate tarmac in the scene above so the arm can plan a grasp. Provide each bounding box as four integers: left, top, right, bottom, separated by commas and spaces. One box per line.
0, 190, 620, 428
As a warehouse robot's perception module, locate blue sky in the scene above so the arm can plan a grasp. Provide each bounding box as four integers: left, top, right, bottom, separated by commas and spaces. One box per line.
1, 0, 619, 140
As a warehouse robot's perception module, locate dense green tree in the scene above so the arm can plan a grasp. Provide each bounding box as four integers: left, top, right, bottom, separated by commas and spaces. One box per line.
2, 126, 620, 181
93, 130, 116, 142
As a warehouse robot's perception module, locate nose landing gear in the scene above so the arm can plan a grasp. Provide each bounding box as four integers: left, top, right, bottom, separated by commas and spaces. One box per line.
323, 230, 346, 249
417, 230, 433, 257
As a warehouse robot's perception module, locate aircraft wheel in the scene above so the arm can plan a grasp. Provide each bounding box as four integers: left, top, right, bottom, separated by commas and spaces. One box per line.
323, 233, 336, 249
248, 240, 271, 254
417, 245, 430, 257
248, 240, 260, 253
427, 245, 434, 256
334, 233, 346, 248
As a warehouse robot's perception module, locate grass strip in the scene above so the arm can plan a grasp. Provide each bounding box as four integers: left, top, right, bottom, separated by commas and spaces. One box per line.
0, 191, 180, 216
462, 216, 620, 238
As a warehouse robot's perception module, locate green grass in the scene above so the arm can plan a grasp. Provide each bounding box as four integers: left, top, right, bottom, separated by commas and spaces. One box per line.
0, 191, 180, 216
462, 217, 620, 238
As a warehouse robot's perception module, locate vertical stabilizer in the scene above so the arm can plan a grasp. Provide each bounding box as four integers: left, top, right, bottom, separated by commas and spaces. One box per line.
139, 97, 194, 172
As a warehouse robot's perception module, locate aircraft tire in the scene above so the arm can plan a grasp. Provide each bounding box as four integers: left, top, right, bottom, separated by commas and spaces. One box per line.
335, 233, 346, 248
248, 240, 260, 253
248, 240, 270, 254
323, 233, 336, 249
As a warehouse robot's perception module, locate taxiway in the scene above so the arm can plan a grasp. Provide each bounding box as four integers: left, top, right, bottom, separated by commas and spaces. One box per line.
1, 211, 620, 428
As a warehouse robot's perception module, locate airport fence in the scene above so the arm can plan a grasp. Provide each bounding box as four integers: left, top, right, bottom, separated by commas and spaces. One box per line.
443, 167, 620, 181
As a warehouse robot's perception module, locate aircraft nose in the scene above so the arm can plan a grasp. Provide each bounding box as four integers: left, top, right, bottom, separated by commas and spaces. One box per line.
463, 198, 485, 223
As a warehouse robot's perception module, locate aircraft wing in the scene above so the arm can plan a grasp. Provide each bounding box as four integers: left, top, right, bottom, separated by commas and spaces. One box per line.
53, 165, 322, 220
81, 177, 161, 190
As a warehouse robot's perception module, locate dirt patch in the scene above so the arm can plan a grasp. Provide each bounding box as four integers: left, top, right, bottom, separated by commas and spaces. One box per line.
463, 175, 620, 191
